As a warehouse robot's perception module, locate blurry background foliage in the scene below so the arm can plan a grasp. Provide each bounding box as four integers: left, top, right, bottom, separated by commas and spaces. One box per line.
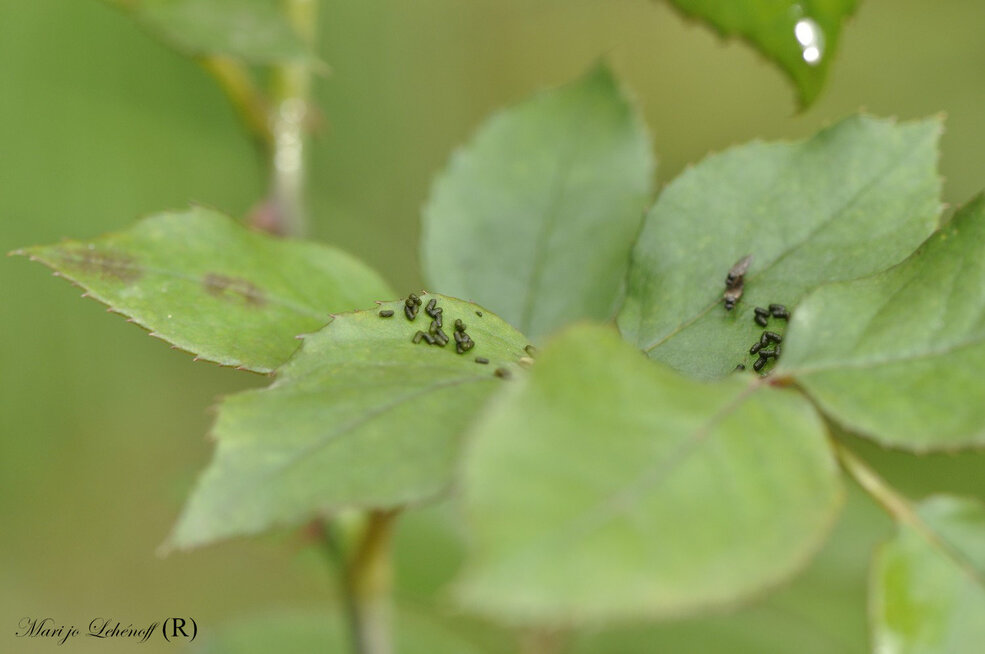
3, 0, 985, 652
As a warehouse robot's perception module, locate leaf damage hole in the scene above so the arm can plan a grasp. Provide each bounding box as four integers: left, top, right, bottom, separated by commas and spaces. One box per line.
56, 249, 143, 283
202, 273, 267, 307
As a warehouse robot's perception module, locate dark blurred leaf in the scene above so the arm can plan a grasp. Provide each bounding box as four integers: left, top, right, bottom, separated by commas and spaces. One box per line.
455, 324, 842, 623
666, 0, 858, 107
422, 65, 654, 342
191, 608, 485, 654
870, 495, 985, 654
15, 207, 393, 373
168, 294, 530, 549
103, 0, 311, 63
619, 115, 941, 381
779, 196, 985, 451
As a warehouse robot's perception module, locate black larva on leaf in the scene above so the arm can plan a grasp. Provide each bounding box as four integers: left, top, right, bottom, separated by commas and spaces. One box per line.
454, 319, 466, 333
754, 314, 769, 327
475, 311, 483, 317
426, 298, 437, 314
754, 307, 770, 318
769, 304, 789, 319
378, 309, 394, 318
494, 367, 511, 379
474, 357, 489, 365
412, 331, 424, 344
524, 344, 538, 358
735, 363, 746, 371
763, 331, 782, 343
404, 304, 417, 320
753, 356, 768, 372
750, 341, 763, 355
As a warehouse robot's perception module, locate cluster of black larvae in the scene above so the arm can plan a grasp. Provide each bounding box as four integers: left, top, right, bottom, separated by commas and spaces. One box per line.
737, 304, 789, 373
379, 294, 488, 364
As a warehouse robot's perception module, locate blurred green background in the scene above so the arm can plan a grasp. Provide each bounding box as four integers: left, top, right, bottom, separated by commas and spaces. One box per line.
3, 0, 985, 652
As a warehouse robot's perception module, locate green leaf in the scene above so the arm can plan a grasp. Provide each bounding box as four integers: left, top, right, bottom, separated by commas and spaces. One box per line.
455, 324, 843, 623
422, 65, 655, 342
619, 115, 942, 381
168, 294, 530, 550
191, 609, 485, 654
666, 0, 858, 107
104, 0, 311, 63
778, 196, 985, 450
14, 207, 393, 373
871, 495, 985, 654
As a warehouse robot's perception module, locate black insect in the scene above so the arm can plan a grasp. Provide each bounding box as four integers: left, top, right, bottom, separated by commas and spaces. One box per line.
454, 319, 466, 333
426, 298, 437, 315
422, 333, 436, 345
475, 311, 483, 317
750, 341, 763, 355
759, 348, 778, 358
434, 328, 449, 346
412, 331, 424, 344
735, 363, 746, 371
524, 345, 538, 358
723, 254, 753, 311
769, 304, 789, 319
475, 357, 489, 365
404, 304, 417, 320
494, 367, 511, 379
378, 309, 394, 318
754, 314, 769, 327
754, 307, 770, 318
763, 331, 782, 343
753, 356, 768, 372
432, 313, 443, 328
408, 293, 422, 307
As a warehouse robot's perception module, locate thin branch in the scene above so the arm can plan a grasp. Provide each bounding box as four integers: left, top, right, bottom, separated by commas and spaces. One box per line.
831, 439, 985, 587
267, 0, 319, 237
199, 56, 273, 146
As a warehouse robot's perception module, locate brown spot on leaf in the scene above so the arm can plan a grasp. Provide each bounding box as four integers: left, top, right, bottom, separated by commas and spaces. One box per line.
202, 273, 267, 307
56, 248, 143, 283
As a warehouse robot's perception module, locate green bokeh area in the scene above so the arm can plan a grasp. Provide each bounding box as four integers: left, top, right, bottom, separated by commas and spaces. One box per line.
3, 0, 985, 652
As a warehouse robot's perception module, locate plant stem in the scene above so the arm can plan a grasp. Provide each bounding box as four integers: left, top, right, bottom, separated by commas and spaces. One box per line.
268, 0, 319, 237
830, 440, 919, 527
199, 56, 272, 146
348, 510, 399, 654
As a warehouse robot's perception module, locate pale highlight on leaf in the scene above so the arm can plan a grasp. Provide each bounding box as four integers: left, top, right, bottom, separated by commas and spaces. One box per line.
456, 324, 842, 623
15, 207, 394, 373
871, 496, 985, 654
167, 294, 530, 550
666, 0, 858, 108
422, 64, 655, 342
779, 195, 985, 450
619, 115, 942, 381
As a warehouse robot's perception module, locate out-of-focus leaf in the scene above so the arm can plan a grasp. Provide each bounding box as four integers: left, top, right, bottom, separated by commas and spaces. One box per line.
103, 0, 311, 63
666, 0, 858, 107
455, 324, 842, 623
422, 65, 654, 342
779, 196, 985, 450
619, 115, 941, 381
168, 294, 530, 549
14, 207, 394, 373
191, 608, 485, 654
871, 495, 985, 654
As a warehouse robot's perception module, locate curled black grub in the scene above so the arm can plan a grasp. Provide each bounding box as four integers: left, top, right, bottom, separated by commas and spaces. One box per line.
412, 331, 424, 344
404, 304, 417, 320
378, 309, 394, 318
524, 345, 538, 358
750, 341, 763, 355
475, 311, 483, 317
769, 304, 789, 319
753, 357, 767, 372
755, 314, 769, 327
764, 331, 782, 343
754, 307, 770, 318
454, 319, 466, 333
735, 363, 746, 371
474, 357, 489, 365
